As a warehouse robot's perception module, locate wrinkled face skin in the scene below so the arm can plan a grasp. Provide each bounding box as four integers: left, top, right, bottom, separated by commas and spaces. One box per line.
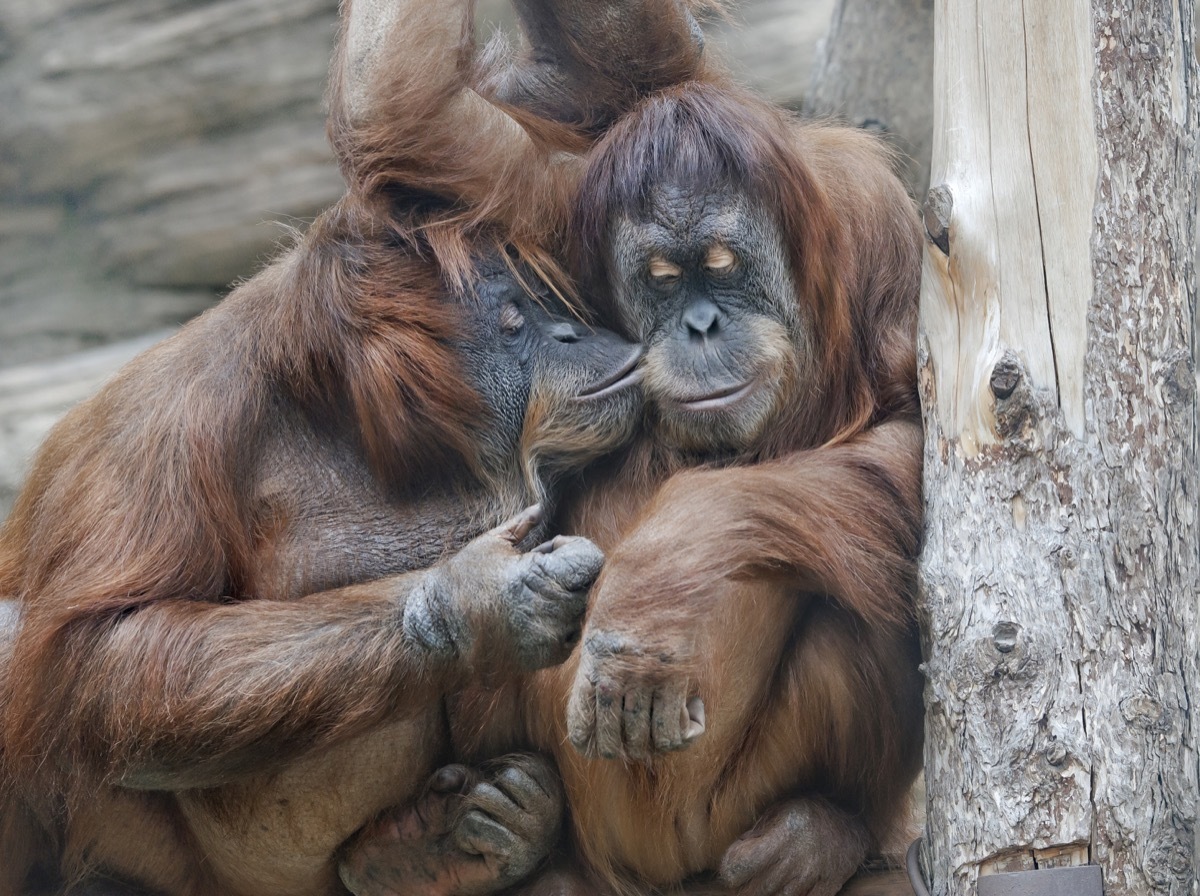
453, 256, 644, 488
607, 181, 805, 453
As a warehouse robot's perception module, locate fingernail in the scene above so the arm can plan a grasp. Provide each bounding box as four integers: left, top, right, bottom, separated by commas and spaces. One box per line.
683, 697, 706, 742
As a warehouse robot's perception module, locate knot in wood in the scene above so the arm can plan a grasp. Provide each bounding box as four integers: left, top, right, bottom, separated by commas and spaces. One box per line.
1120, 693, 1168, 732
989, 352, 1042, 446
1045, 739, 1068, 766
1159, 350, 1195, 406
923, 184, 953, 256
990, 357, 1023, 400
992, 621, 1021, 653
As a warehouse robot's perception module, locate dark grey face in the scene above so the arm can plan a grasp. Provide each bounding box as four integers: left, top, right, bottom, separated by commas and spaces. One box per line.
607, 181, 805, 453
452, 256, 644, 487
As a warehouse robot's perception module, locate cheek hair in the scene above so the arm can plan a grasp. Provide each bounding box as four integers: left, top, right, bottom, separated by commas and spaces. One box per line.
519, 383, 640, 509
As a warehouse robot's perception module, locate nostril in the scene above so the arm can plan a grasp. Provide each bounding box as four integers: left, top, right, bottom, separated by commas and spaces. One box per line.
549, 322, 582, 344
682, 299, 722, 339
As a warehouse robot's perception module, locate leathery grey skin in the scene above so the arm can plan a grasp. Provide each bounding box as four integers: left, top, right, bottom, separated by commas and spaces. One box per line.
606, 181, 806, 455
451, 254, 645, 507
340, 257, 638, 896
393, 254, 635, 671
340, 754, 568, 896
400, 505, 604, 672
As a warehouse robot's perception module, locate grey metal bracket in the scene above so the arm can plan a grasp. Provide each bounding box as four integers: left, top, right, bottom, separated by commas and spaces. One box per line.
977, 865, 1103, 896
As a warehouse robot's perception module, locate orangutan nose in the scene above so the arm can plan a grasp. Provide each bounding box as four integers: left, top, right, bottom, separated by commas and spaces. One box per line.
682, 299, 723, 340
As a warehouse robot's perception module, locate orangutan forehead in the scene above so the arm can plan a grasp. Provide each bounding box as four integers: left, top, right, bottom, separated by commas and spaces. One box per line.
631, 184, 747, 237
613, 186, 768, 256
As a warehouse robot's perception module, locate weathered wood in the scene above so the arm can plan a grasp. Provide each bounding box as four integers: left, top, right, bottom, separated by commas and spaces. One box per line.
804, 0, 933, 197
918, 0, 1198, 894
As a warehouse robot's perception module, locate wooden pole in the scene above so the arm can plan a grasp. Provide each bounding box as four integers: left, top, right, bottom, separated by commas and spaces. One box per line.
917, 0, 1199, 893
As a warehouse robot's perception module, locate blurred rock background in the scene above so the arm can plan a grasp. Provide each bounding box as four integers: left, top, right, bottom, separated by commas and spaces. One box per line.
0, 0, 931, 517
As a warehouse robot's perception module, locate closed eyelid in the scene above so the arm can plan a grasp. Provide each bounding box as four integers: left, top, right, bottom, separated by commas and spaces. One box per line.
648, 257, 682, 279
705, 245, 737, 270
500, 303, 525, 332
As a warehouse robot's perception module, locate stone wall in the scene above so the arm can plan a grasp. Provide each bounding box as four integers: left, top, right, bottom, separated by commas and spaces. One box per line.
0, 0, 836, 517
0, 0, 344, 366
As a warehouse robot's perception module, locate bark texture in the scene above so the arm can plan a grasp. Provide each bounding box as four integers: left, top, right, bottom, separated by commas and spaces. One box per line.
918, 1, 1198, 894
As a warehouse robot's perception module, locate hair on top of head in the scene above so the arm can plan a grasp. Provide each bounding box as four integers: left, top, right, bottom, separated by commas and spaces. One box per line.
372, 194, 580, 318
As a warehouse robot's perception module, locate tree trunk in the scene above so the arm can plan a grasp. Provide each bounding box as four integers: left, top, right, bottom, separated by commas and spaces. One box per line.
704, 0, 836, 108
803, 0, 933, 198
917, 0, 1198, 894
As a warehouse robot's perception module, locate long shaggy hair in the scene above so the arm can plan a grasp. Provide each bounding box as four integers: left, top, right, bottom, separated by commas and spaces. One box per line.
571, 81, 922, 450
510, 79, 927, 896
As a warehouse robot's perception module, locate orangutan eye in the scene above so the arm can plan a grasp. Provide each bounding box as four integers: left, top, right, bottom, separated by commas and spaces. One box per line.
648, 256, 683, 283
704, 245, 738, 273
500, 303, 525, 335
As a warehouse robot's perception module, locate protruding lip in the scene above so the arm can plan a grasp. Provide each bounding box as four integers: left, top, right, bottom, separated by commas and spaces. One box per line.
672, 380, 756, 411
576, 347, 645, 400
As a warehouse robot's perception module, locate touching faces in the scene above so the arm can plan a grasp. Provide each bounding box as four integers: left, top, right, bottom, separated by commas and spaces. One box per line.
452, 254, 644, 491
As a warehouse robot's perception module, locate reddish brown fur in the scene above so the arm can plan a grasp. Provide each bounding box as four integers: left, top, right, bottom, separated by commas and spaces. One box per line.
574, 83, 919, 452
0, 2, 707, 894
449, 82, 925, 894
1, 5, 919, 893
